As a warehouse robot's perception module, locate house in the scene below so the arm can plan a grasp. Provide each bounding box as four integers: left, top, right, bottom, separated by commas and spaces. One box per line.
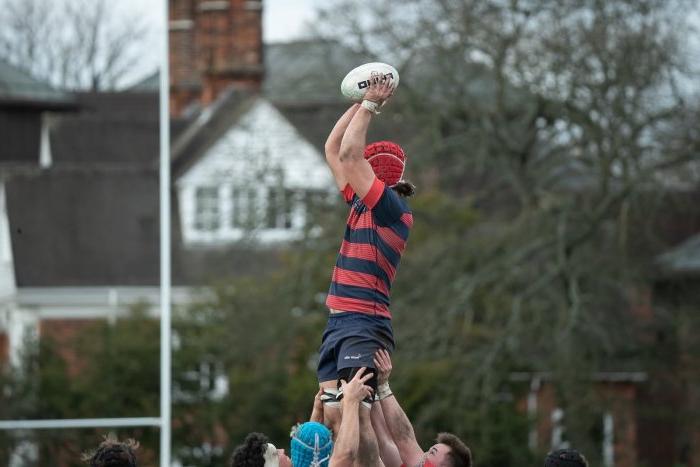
0, 59, 78, 366
0, 0, 378, 376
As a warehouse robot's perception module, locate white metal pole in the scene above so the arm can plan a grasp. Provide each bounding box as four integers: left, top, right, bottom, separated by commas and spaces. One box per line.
159, 0, 172, 464
0, 418, 162, 430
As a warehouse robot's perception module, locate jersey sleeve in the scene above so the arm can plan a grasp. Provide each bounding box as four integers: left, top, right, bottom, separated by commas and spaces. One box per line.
362, 178, 409, 226
341, 184, 355, 204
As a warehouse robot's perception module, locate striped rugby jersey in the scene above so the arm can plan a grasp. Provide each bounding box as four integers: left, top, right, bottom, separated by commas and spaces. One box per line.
326, 177, 413, 319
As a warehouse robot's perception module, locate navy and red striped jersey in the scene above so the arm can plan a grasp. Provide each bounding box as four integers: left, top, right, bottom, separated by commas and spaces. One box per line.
326, 177, 413, 319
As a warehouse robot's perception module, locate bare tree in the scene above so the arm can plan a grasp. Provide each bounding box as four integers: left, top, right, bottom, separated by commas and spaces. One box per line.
0, 0, 151, 91
310, 0, 700, 460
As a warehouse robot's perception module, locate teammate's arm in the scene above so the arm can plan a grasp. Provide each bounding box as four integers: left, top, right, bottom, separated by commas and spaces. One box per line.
338, 77, 395, 199
374, 349, 424, 467
371, 402, 403, 467
325, 104, 360, 191
309, 388, 324, 423
329, 368, 376, 467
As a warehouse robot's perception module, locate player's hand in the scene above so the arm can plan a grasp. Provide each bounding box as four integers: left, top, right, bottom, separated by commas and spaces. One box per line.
310, 388, 324, 422
339, 367, 374, 405
373, 349, 392, 385
364, 73, 395, 106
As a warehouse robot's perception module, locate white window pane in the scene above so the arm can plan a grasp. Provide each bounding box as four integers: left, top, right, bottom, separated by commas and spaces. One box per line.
194, 186, 220, 231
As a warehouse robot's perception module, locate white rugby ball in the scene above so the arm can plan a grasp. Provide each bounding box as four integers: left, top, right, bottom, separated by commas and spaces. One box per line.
340, 62, 400, 102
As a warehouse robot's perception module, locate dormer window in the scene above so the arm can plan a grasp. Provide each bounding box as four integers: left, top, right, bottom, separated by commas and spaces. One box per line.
182, 181, 319, 244
175, 99, 336, 245
194, 186, 220, 231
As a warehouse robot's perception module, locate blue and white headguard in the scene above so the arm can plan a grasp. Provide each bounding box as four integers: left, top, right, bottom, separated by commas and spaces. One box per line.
290, 422, 333, 467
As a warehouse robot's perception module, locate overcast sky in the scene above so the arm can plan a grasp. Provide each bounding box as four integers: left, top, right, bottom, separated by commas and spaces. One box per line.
117, 0, 324, 86
116, 0, 698, 90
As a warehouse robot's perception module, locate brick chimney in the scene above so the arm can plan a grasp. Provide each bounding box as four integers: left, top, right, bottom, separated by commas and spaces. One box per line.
169, 0, 264, 116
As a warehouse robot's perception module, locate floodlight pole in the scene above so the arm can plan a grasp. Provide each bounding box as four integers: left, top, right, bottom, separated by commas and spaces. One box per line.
159, 0, 172, 464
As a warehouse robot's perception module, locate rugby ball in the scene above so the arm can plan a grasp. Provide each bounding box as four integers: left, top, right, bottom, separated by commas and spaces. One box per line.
340, 62, 400, 102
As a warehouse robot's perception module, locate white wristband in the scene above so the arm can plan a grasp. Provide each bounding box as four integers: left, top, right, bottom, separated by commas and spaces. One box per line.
377, 383, 392, 400
361, 99, 381, 115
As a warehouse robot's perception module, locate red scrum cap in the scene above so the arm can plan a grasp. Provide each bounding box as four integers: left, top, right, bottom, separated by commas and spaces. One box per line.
364, 141, 406, 187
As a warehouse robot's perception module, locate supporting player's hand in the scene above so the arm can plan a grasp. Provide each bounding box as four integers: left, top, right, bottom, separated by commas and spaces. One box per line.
339, 367, 374, 405
364, 73, 395, 107
310, 388, 324, 422
373, 349, 392, 385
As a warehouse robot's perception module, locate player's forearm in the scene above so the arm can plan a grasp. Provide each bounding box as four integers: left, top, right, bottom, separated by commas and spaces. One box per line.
330, 401, 362, 467
380, 396, 416, 442
325, 104, 361, 159
310, 403, 323, 423
339, 108, 373, 163
379, 395, 423, 465
371, 404, 403, 467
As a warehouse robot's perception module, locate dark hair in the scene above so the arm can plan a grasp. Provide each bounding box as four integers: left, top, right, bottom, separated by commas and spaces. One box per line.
436, 432, 472, 467
392, 180, 415, 197
231, 432, 269, 467
544, 449, 589, 467
82, 435, 139, 467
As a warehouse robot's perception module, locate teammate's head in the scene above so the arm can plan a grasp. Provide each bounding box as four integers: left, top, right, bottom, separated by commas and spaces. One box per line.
544, 448, 588, 467
290, 421, 333, 467
82, 435, 139, 467
364, 141, 406, 187
423, 433, 472, 467
231, 432, 292, 467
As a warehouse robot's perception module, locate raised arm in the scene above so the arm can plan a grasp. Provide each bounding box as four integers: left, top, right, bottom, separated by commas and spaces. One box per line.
325, 104, 360, 190
371, 402, 403, 467
329, 368, 375, 467
374, 349, 424, 467
338, 77, 395, 199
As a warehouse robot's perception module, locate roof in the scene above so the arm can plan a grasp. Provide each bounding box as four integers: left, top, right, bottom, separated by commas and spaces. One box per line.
50, 91, 160, 166
171, 87, 259, 176
656, 233, 700, 277
0, 60, 76, 109
126, 71, 159, 92
5, 169, 283, 287
263, 40, 372, 104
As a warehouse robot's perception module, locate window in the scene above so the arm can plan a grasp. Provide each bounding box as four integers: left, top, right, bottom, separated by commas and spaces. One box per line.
265, 187, 295, 229
231, 187, 261, 229
176, 360, 228, 402
184, 181, 329, 243
194, 187, 220, 231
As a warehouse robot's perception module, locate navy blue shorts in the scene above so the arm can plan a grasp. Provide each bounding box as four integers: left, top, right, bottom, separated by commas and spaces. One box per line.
317, 312, 395, 383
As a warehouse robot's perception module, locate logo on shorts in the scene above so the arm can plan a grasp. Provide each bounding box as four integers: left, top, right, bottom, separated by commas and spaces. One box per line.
343, 353, 363, 360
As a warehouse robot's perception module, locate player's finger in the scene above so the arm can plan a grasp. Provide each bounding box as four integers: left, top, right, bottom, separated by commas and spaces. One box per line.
353, 367, 367, 380
360, 372, 374, 383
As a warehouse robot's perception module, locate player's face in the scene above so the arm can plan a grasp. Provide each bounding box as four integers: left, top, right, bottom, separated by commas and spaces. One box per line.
264, 443, 292, 467
423, 443, 452, 466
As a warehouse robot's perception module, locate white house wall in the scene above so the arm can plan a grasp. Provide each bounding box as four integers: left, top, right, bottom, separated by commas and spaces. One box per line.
0, 182, 16, 302
177, 98, 335, 245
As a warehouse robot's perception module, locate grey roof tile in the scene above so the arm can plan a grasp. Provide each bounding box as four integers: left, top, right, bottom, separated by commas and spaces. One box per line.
657, 233, 700, 276
0, 60, 75, 108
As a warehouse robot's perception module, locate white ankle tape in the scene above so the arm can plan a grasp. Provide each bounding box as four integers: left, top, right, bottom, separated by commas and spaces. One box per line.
321, 389, 341, 408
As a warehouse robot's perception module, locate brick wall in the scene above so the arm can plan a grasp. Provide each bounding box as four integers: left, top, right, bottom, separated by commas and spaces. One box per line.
39, 319, 101, 378
523, 380, 640, 466
169, 0, 263, 115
